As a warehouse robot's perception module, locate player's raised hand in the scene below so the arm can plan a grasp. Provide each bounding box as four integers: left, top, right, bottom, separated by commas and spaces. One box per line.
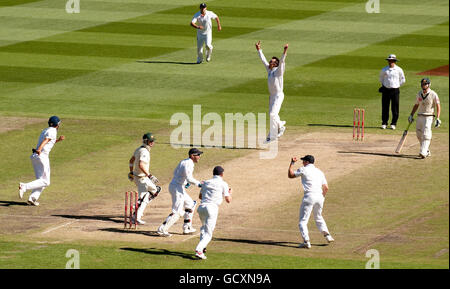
291, 157, 298, 163
255, 40, 261, 51
283, 43, 289, 52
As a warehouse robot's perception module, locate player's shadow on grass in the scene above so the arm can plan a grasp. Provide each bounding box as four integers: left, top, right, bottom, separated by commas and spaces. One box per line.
338, 151, 420, 159
120, 247, 197, 260
137, 60, 198, 65
53, 214, 124, 224
0, 200, 29, 207
213, 237, 319, 248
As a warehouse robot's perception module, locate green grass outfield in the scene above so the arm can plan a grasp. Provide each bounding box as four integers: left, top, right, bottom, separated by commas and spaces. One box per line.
0, 0, 448, 269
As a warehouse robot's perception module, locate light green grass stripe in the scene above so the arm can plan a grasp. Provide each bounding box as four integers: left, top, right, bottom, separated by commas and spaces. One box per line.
264, 19, 446, 34
0, 3, 183, 47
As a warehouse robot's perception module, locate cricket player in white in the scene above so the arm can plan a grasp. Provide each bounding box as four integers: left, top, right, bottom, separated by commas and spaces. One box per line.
408, 78, 441, 159
128, 133, 160, 225
288, 155, 334, 249
255, 41, 288, 142
19, 116, 65, 206
194, 166, 232, 260
157, 148, 203, 237
191, 3, 221, 64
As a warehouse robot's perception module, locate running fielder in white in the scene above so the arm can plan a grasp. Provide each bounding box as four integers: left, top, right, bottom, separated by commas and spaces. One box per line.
256, 41, 288, 142
288, 155, 334, 249
191, 3, 221, 64
408, 77, 441, 159
157, 148, 203, 237
194, 166, 232, 260
128, 133, 161, 225
19, 116, 65, 206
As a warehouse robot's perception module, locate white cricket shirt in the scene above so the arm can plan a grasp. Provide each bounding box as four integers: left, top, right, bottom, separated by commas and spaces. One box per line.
200, 175, 230, 206
132, 145, 151, 177
379, 65, 406, 88
416, 89, 440, 116
171, 158, 200, 187
294, 164, 327, 195
258, 49, 286, 96
191, 10, 218, 35
35, 127, 57, 155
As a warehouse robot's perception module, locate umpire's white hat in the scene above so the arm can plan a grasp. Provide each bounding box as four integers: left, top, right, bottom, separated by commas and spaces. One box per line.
385, 54, 399, 61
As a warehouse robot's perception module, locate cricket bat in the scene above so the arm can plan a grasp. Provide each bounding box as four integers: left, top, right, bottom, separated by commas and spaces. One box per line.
395, 122, 412, 153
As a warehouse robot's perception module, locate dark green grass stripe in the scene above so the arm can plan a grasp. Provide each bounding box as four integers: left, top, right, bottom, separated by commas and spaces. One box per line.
0, 66, 93, 83
377, 34, 449, 48
158, 6, 325, 20
79, 22, 258, 39
0, 41, 180, 59
304, 55, 448, 71
0, 0, 41, 6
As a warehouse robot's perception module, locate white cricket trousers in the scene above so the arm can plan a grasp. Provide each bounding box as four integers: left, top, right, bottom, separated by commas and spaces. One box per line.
23, 153, 51, 201
298, 193, 329, 242
197, 33, 213, 62
269, 93, 285, 139
196, 203, 219, 252
416, 115, 433, 156
162, 182, 197, 231
134, 177, 158, 220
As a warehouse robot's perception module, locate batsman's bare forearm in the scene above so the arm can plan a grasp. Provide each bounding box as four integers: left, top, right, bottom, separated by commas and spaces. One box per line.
410, 104, 419, 116
436, 103, 441, 119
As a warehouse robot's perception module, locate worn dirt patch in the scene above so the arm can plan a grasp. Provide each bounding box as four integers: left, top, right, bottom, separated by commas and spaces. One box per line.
417, 65, 449, 77
0, 116, 44, 134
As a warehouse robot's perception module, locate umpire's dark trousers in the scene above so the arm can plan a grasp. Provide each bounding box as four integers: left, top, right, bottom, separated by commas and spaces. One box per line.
381, 87, 400, 126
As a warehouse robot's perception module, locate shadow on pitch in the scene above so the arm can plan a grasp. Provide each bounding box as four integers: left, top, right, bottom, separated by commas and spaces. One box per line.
0, 200, 29, 207
308, 124, 380, 129
212, 237, 324, 248
157, 142, 265, 150
338, 151, 420, 159
121, 247, 197, 260
100, 227, 160, 237
53, 214, 124, 224
137, 60, 198, 65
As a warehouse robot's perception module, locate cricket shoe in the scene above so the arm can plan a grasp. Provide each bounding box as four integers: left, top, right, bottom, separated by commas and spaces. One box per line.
27, 197, 39, 206
381, 124, 387, 129
298, 241, 311, 249
18, 183, 26, 199
157, 224, 172, 237
183, 227, 197, 235
390, 125, 396, 130
195, 250, 207, 260
325, 234, 335, 243
206, 56, 211, 62
136, 219, 146, 225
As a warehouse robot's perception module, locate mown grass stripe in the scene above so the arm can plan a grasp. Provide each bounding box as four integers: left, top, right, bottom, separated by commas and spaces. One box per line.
0, 0, 41, 6
0, 41, 181, 59
78, 22, 259, 39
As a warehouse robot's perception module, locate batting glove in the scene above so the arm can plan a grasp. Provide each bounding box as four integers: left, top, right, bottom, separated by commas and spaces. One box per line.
149, 175, 159, 184
435, 118, 441, 128
128, 172, 134, 181
408, 115, 414, 124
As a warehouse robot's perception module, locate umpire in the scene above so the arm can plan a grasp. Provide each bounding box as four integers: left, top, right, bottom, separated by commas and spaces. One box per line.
379, 54, 406, 130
